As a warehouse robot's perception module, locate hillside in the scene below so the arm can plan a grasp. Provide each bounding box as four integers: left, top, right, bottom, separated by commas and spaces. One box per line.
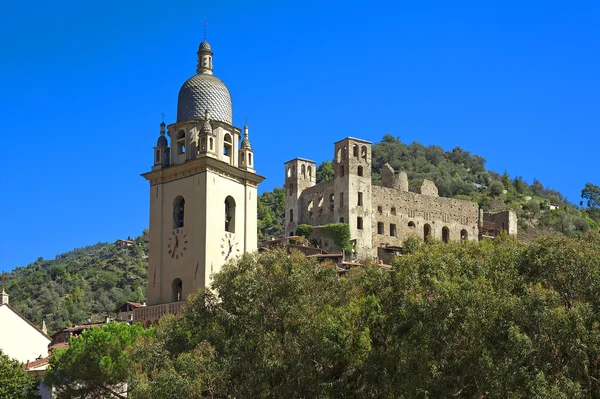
258, 134, 598, 241
4, 231, 148, 335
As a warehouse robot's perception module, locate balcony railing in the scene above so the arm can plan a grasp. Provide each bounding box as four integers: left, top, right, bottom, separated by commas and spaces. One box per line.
133, 301, 186, 322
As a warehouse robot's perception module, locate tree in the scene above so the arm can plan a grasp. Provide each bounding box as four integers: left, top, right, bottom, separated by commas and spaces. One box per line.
44, 322, 154, 399
316, 160, 334, 183
490, 180, 504, 197
582, 183, 600, 221
0, 349, 37, 399
129, 232, 600, 397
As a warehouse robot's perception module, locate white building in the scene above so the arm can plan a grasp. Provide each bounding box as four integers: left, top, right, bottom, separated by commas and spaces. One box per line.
0, 288, 50, 364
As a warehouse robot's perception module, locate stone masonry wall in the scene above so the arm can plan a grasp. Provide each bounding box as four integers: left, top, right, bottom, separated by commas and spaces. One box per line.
371, 186, 479, 252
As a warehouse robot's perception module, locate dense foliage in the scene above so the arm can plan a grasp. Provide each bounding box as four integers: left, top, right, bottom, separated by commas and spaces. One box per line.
51, 231, 600, 398
0, 349, 38, 399
319, 223, 352, 251
257, 134, 598, 241
5, 231, 149, 334
44, 322, 153, 399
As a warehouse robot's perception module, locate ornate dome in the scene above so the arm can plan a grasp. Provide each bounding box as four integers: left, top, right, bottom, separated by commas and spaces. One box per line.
176, 41, 232, 124
177, 74, 232, 124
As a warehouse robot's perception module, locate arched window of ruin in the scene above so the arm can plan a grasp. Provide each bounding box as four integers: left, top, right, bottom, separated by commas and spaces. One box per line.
442, 226, 450, 243
173, 196, 185, 228
408, 221, 416, 229
461, 229, 468, 240
361, 145, 367, 160
391, 207, 397, 216
353, 145, 359, 157
287, 167, 291, 178
176, 130, 186, 154
223, 133, 233, 157
248, 153, 252, 166
301, 164, 306, 178
424, 224, 432, 242
336, 148, 342, 163
155, 149, 160, 163
200, 137, 206, 151
225, 196, 236, 233
172, 278, 183, 302
358, 165, 363, 176
307, 166, 312, 179
209, 137, 214, 151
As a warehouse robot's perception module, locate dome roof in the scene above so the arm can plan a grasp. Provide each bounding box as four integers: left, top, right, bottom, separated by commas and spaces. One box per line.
199, 40, 212, 51
177, 74, 232, 124
157, 135, 168, 146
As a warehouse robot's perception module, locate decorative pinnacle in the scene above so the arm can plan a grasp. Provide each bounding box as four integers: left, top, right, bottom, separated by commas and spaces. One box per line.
204, 109, 211, 121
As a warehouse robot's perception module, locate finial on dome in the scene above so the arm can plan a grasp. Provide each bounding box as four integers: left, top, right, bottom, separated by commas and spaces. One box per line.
197, 32, 214, 75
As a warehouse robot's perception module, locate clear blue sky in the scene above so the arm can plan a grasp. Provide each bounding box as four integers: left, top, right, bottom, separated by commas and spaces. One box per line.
1, 0, 599, 271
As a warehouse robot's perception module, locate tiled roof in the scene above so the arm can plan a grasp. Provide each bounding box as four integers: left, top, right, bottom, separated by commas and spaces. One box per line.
24, 357, 49, 371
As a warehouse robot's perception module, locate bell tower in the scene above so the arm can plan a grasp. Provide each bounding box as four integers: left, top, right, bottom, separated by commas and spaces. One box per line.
140, 39, 265, 314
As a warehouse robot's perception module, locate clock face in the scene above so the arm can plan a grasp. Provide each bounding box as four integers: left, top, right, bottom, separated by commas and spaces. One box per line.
221, 232, 240, 260
167, 230, 188, 260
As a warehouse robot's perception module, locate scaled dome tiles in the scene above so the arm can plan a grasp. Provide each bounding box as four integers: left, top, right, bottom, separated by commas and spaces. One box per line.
177, 74, 232, 124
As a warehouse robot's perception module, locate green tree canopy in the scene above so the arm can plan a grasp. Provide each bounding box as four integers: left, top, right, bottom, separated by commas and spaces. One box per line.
44, 322, 154, 399
582, 182, 600, 221
122, 232, 600, 397
316, 160, 334, 183
0, 349, 38, 399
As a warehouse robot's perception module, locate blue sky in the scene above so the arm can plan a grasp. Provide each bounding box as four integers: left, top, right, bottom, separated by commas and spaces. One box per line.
1, 0, 599, 271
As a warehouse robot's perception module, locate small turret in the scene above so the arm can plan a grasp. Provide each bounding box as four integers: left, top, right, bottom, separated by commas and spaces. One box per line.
238, 124, 255, 171
196, 40, 213, 75
153, 121, 170, 170
198, 110, 216, 156
1, 272, 8, 305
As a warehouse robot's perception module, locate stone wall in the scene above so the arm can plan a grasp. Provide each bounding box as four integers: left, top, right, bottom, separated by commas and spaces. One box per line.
296, 179, 336, 228
483, 210, 518, 236
371, 186, 479, 250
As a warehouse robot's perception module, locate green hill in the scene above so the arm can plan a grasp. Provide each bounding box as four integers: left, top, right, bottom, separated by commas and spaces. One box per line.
4, 231, 148, 335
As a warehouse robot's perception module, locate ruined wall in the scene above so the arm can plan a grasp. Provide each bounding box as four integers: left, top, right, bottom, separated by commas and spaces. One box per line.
418, 179, 439, 197
307, 226, 344, 255
381, 163, 408, 192
483, 210, 518, 236
296, 179, 337, 228
371, 186, 479, 253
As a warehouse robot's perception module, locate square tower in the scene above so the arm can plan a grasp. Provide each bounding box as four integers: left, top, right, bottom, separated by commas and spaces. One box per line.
284, 158, 316, 236
333, 138, 373, 259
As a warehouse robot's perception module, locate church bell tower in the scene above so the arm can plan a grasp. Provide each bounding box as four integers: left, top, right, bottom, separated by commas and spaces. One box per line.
142, 39, 265, 307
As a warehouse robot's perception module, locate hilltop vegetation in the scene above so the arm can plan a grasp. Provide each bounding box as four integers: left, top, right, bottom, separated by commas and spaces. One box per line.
258, 134, 598, 241
45, 232, 600, 398
4, 231, 148, 335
